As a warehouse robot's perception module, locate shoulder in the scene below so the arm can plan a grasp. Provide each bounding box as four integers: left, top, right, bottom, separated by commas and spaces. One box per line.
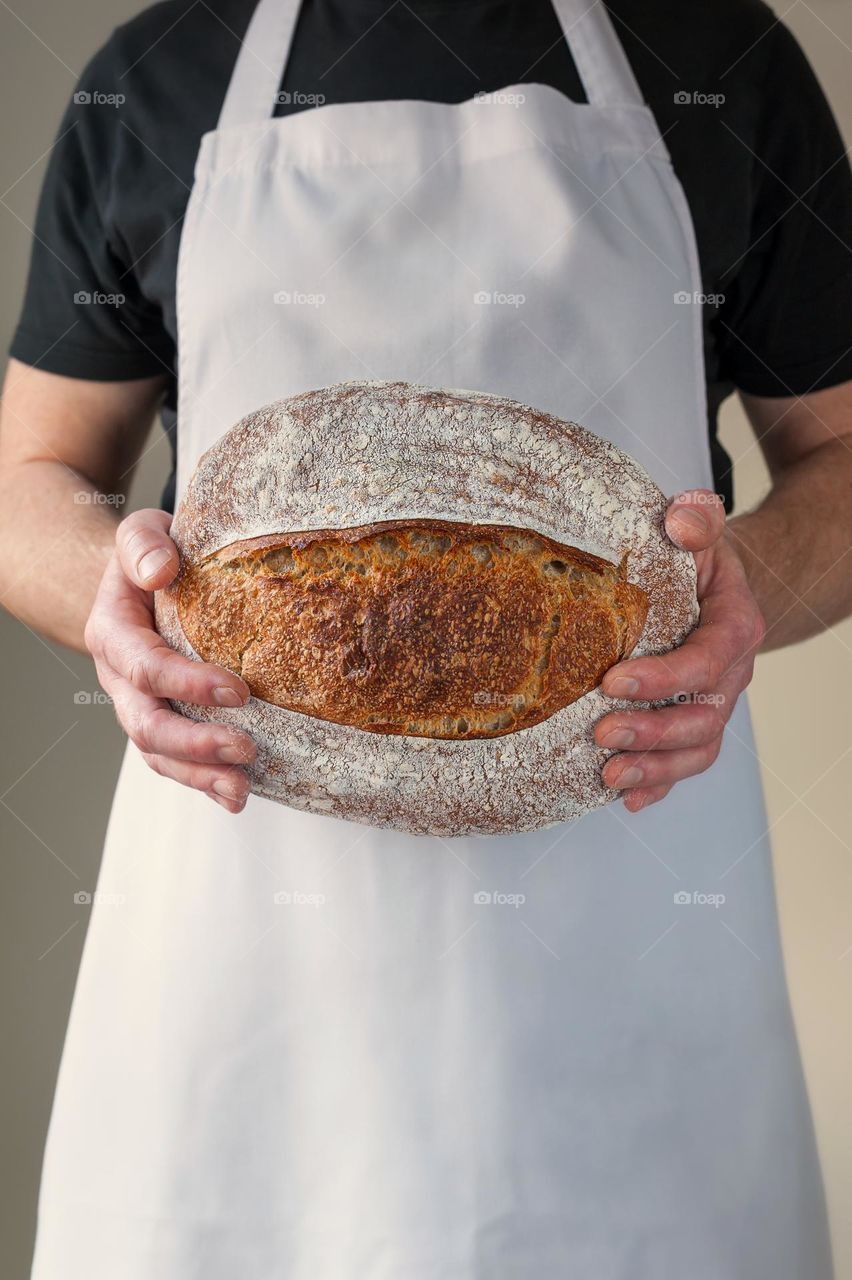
65, 0, 254, 193
611, 0, 805, 82
76, 0, 251, 103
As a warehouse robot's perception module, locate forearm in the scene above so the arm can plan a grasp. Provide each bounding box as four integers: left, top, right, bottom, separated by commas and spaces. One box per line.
0, 459, 118, 651
728, 438, 852, 650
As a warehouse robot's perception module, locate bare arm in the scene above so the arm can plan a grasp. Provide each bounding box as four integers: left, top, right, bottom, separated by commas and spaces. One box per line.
0, 360, 255, 812
594, 379, 852, 811
0, 357, 168, 650
730, 380, 852, 649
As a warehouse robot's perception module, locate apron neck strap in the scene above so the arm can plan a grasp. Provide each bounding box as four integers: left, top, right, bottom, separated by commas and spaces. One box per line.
217, 0, 644, 131
553, 0, 646, 109
218, 0, 301, 129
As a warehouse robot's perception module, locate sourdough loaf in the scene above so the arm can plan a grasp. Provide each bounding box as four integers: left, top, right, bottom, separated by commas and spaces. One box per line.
155, 381, 698, 835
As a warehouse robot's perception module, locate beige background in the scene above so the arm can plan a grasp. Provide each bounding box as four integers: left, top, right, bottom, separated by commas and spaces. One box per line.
1, 1, 850, 1276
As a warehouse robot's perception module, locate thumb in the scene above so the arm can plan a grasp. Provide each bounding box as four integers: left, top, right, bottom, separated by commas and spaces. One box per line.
116, 508, 180, 590
665, 489, 725, 552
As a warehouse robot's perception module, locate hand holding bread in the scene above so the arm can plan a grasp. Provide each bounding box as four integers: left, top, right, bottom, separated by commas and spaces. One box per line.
85, 383, 763, 830
84, 508, 256, 813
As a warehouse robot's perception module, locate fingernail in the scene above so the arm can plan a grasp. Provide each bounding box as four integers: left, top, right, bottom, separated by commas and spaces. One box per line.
615, 765, 643, 787
671, 508, 708, 536
137, 548, 172, 581
213, 777, 246, 801
210, 793, 244, 812
214, 686, 246, 707
217, 741, 252, 764
601, 727, 636, 749
606, 676, 640, 698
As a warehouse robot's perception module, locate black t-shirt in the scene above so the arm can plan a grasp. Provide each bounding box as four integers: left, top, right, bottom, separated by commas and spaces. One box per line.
10, 0, 852, 513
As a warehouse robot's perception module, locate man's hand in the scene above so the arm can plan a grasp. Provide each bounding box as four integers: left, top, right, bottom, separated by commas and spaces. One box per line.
594, 490, 765, 813
85, 509, 256, 813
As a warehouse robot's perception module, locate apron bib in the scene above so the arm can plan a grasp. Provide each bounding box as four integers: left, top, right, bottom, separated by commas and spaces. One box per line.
32, 1, 832, 1276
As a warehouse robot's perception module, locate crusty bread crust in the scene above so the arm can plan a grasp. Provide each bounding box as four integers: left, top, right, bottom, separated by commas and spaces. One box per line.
155, 380, 698, 836
176, 518, 648, 740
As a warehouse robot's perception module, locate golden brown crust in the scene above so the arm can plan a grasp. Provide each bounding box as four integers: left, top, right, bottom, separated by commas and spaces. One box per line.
176, 518, 648, 739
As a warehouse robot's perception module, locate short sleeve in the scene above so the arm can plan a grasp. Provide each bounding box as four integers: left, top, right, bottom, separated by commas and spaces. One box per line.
717, 20, 852, 397
9, 40, 174, 380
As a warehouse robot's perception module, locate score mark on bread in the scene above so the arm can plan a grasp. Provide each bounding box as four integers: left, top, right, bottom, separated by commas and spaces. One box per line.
177, 518, 648, 739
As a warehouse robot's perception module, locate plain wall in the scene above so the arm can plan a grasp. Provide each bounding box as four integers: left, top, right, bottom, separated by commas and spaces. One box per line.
1, 1, 850, 1277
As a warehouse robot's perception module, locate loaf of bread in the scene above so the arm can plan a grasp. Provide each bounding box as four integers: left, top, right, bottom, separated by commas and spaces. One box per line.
156, 381, 698, 835
176, 520, 648, 739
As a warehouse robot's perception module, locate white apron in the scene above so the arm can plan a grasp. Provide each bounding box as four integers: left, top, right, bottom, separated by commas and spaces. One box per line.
32, 1, 832, 1275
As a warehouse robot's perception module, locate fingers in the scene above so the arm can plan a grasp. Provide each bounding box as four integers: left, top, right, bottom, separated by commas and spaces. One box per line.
602, 623, 749, 702
142, 752, 251, 813
104, 627, 250, 706
88, 556, 250, 707
602, 740, 722, 793
116, 507, 180, 590
665, 489, 725, 552
112, 676, 256, 766
595, 697, 727, 753
602, 545, 762, 703
598, 662, 744, 807
622, 784, 672, 813
100, 673, 254, 812
85, 512, 255, 812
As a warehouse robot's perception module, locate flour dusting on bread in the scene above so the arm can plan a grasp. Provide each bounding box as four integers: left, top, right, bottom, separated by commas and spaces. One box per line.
155, 381, 698, 836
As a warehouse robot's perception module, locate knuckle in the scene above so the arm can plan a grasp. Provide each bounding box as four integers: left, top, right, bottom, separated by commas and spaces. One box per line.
126, 706, 160, 754
127, 651, 160, 696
